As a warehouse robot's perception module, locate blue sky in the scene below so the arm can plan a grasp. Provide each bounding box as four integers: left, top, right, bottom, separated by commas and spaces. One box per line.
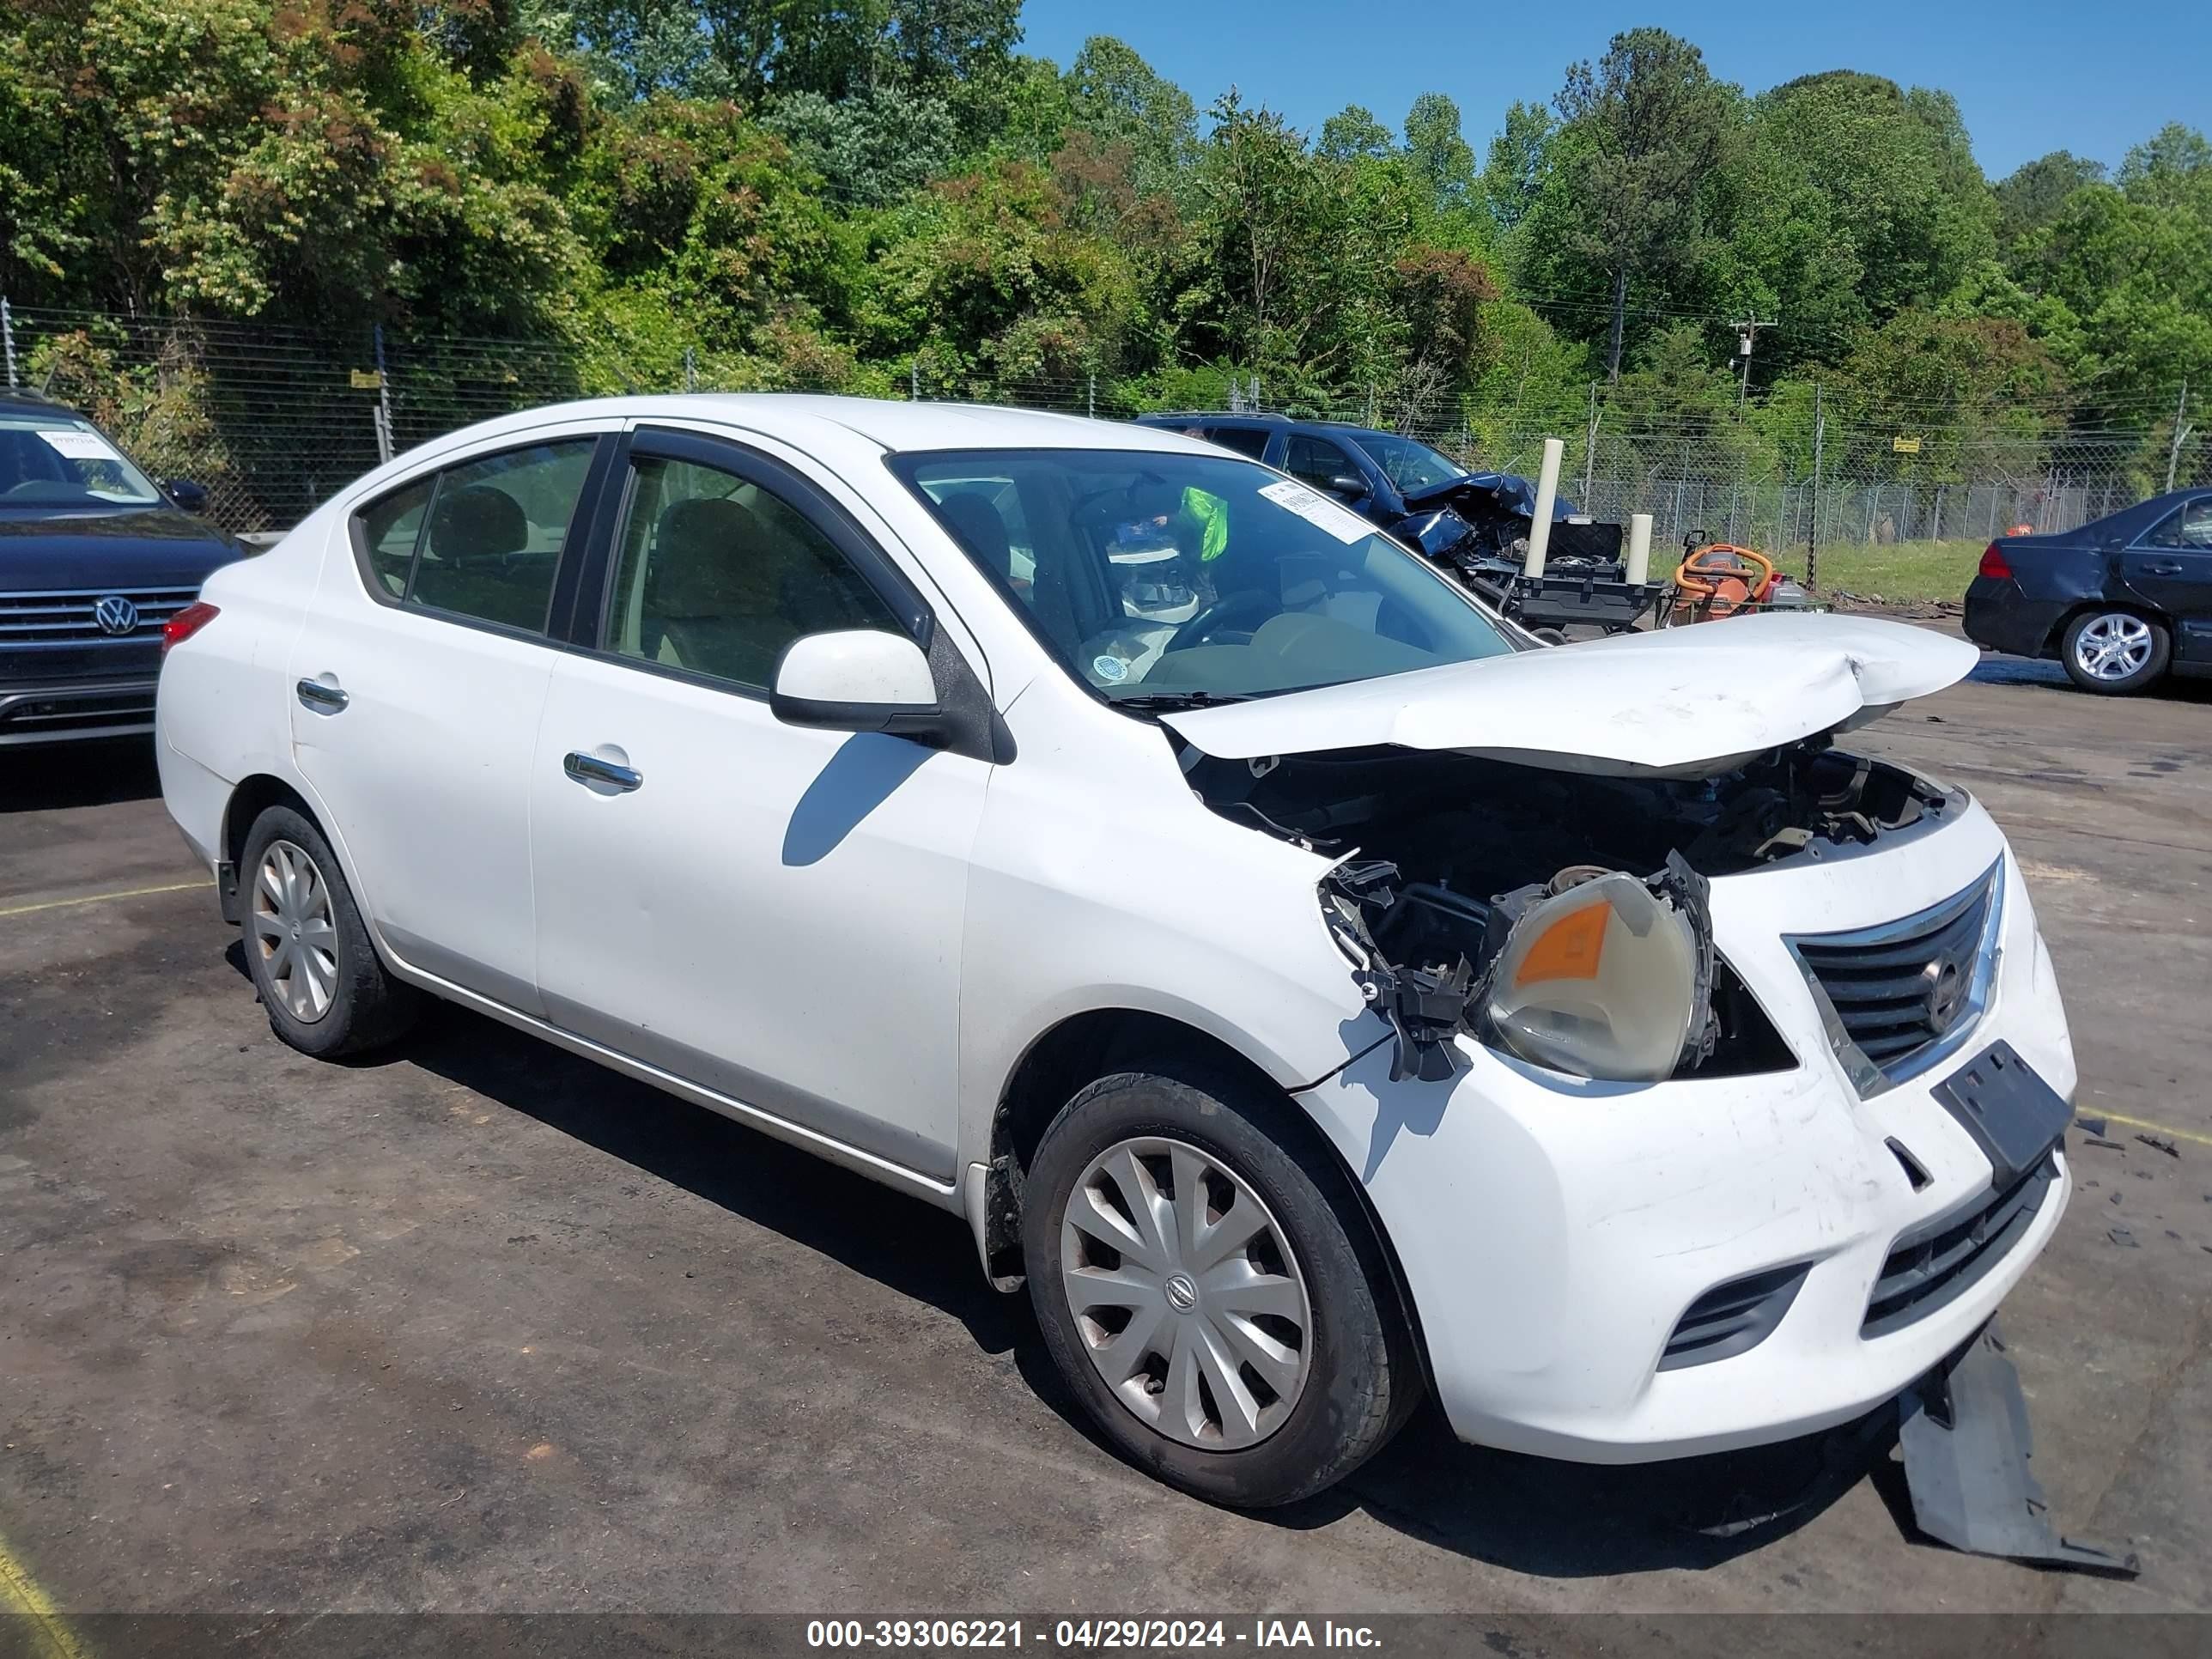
1015, 1, 2209, 181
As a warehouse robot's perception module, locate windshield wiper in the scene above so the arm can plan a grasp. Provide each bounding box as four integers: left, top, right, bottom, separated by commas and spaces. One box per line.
1104, 690, 1251, 711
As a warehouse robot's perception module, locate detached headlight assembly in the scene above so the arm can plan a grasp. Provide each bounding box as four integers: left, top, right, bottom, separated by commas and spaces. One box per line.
1479, 861, 1715, 1082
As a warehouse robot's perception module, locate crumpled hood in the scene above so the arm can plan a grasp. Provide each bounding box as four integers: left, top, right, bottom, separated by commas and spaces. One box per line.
1161, 612, 1978, 777
1400, 470, 1573, 521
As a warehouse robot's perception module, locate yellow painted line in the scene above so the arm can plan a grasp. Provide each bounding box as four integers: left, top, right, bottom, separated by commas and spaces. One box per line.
0, 879, 211, 921
0, 1527, 89, 1659
2091, 1109, 2212, 1150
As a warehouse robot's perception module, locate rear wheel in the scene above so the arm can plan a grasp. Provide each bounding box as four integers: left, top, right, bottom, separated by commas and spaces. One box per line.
240, 805, 418, 1057
1022, 1062, 1418, 1507
2061, 608, 2168, 695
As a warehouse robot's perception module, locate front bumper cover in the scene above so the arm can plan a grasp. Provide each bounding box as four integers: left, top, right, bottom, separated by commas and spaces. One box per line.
1296, 799, 2077, 1463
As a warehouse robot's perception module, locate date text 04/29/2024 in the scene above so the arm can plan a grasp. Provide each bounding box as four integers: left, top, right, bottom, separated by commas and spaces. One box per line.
805, 1620, 1383, 1649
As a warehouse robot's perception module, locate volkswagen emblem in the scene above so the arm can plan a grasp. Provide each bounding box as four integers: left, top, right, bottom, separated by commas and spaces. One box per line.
94, 595, 139, 636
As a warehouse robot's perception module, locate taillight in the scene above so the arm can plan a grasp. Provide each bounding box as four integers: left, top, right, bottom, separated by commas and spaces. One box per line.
161, 600, 220, 655
1978, 543, 2012, 580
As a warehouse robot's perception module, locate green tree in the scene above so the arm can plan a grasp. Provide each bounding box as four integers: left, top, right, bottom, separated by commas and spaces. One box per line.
1545, 29, 1735, 381
1063, 36, 1197, 198
763, 85, 960, 206
532, 0, 735, 101
2118, 123, 2212, 211
1995, 151, 2106, 250
1403, 92, 1476, 212
1318, 105, 1395, 163
1480, 100, 1553, 232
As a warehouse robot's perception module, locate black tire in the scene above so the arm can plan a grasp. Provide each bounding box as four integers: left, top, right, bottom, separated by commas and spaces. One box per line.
238, 805, 418, 1058
2059, 607, 2170, 695
1531, 626, 1570, 647
1022, 1060, 1419, 1507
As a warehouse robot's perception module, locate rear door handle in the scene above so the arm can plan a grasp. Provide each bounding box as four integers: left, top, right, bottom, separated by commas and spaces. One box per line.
295, 678, 349, 714
564, 750, 643, 793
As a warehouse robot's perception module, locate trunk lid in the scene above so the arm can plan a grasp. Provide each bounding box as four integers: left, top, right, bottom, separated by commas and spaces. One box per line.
1159, 612, 1977, 777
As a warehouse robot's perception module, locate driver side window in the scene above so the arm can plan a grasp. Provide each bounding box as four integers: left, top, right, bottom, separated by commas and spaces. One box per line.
1284, 435, 1358, 494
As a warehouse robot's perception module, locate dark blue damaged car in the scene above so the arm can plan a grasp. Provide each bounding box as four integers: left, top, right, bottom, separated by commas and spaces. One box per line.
1965, 487, 2212, 696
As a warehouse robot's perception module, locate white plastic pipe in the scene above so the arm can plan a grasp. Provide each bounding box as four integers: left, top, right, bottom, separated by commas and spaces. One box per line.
1523, 437, 1564, 578
1626, 512, 1653, 585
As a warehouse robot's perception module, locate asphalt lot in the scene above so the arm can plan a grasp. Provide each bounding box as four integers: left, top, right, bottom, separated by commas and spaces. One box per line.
2, 643, 2209, 1619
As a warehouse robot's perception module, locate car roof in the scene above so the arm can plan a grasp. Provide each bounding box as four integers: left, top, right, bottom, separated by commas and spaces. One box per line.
0, 392, 80, 419
1135, 410, 1396, 441
422, 394, 1222, 459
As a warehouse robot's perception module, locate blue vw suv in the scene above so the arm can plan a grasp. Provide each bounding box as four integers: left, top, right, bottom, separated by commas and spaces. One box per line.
1, 393, 244, 746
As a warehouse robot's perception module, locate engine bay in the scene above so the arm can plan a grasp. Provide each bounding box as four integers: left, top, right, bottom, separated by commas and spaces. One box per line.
1182, 737, 1957, 1082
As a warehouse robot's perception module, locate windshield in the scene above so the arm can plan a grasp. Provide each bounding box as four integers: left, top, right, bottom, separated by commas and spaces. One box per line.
893, 449, 1514, 705
0, 414, 165, 508
1352, 433, 1467, 493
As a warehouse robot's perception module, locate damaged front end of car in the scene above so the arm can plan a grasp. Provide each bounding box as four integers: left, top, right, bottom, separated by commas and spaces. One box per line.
1157, 613, 1988, 1085
1203, 735, 1948, 1085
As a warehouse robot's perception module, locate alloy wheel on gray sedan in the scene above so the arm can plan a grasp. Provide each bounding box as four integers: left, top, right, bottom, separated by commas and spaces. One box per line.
1059, 1135, 1313, 1450
2070, 613, 2154, 683
251, 839, 339, 1024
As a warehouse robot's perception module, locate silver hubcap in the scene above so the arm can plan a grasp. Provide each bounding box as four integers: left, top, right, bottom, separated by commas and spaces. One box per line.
2075, 613, 2153, 681
1060, 1135, 1313, 1450
251, 839, 338, 1024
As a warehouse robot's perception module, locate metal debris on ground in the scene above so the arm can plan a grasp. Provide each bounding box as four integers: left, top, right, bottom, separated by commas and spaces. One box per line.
2108, 1226, 2139, 1248
2134, 1133, 2181, 1159
1899, 1325, 2141, 1577
2082, 1136, 2124, 1150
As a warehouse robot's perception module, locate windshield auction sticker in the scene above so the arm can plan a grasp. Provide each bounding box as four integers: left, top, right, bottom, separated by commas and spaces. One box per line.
1257, 477, 1371, 545
36, 428, 126, 463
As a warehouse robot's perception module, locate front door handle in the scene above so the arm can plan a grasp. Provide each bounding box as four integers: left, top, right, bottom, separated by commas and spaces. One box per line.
295, 678, 349, 714
564, 750, 643, 793
2142, 561, 2185, 576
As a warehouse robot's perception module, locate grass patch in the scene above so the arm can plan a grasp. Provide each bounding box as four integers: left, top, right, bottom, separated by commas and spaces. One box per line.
1752, 538, 1986, 604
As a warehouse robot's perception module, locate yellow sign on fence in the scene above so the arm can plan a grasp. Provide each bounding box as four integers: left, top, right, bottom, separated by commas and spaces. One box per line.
1892, 435, 1922, 453
349, 368, 383, 391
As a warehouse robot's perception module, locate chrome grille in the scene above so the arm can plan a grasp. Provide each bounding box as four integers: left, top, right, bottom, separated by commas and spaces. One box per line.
0, 586, 199, 642
1786, 862, 2004, 1093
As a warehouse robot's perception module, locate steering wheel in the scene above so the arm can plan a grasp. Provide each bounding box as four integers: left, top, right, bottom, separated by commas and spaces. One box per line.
1164, 588, 1275, 653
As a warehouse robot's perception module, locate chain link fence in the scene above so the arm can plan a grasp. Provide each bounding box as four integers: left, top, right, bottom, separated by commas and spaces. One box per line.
5, 304, 2204, 593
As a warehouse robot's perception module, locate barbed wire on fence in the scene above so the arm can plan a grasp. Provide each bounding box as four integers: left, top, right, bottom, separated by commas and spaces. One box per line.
3, 304, 2203, 577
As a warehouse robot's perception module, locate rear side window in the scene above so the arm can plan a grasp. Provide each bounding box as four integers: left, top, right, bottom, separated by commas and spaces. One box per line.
1201, 427, 1270, 459
360, 477, 433, 597
352, 439, 597, 634
2143, 498, 2212, 550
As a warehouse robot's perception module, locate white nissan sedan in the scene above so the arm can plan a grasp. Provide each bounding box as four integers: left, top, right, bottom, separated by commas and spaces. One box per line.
156, 397, 2076, 1506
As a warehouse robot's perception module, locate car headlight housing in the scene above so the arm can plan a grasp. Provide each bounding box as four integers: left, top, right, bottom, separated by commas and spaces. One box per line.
1480, 864, 1714, 1081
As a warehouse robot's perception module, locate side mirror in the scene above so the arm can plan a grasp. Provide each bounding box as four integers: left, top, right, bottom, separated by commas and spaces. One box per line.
166, 479, 210, 514
769, 629, 944, 740
1325, 473, 1370, 501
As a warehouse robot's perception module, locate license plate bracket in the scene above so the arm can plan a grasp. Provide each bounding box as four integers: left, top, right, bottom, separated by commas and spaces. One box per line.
1929, 1041, 2071, 1188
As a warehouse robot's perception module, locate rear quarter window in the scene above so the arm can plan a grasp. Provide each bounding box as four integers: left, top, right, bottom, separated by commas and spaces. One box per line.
349, 439, 597, 635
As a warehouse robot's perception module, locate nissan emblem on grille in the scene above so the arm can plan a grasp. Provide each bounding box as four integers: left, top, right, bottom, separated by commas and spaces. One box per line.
94, 595, 140, 635
1925, 957, 1966, 1030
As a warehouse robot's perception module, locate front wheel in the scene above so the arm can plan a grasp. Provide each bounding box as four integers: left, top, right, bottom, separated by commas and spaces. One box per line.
1022, 1064, 1419, 1507
2061, 608, 2169, 694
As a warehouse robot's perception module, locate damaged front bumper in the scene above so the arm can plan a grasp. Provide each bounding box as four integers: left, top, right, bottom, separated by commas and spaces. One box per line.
1293, 798, 2080, 1465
